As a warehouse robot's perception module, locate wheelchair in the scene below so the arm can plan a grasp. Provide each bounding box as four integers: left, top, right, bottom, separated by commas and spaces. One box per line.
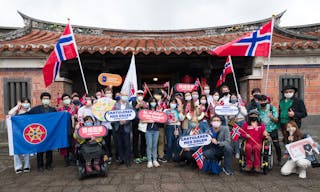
239, 138, 273, 174
75, 126, 108, 180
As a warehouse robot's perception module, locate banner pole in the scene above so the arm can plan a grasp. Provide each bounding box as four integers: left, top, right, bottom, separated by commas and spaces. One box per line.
264, 16, 275, 95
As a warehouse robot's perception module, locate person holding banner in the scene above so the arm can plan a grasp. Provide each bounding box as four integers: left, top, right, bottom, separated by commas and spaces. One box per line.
27, 92, 57, 172
8, 97, 32, 174
203, 115, 233, 175
113, 92, 133, 167
144, 98, 161, 168
164, 98, 184, 162
280, 121, 315, 179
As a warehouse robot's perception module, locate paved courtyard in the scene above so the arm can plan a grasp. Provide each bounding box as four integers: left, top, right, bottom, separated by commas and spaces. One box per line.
0, 144, 320, 192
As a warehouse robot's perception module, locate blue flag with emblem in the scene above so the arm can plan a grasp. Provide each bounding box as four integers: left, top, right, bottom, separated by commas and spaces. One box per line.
6, 112, 70, 155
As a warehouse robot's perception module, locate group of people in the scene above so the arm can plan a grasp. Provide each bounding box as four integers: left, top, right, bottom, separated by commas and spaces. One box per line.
8, 83, 319, 179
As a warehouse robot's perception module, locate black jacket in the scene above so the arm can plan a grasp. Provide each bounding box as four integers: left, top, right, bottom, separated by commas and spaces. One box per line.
279, 97, 307, 128
27, 105, 57, 114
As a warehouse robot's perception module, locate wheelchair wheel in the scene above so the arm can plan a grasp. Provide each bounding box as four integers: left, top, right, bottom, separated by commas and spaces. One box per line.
78, 166, 86, 180
238, 139, 246, 171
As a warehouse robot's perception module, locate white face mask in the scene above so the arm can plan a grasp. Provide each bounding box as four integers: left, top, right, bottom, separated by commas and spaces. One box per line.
185, 96, 192, 101
192, 94, 199, 100
204, 89, 210, 95
213, 95, 220, 101
22, 103, 30, 109
137, 96, 143, 101
106, 94, 112, 98
63, 99, 71, 105
96, 95, 101, 99
284, 92, 294, 99
42, 99, 50, 105
170, 103, 177, 109
200, 100, 207, 104
211, 121, 221, 128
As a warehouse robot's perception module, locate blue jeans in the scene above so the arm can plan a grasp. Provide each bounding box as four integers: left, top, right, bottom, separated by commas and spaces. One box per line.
203, 143, 233, 172
145, 130, 159, 162
165, 125, 179, 161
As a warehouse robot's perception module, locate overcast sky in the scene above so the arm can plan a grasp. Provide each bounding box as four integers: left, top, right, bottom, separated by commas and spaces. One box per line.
0, 0, 319, 30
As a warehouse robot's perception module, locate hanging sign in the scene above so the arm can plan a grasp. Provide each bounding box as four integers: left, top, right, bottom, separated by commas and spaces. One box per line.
105, 109, 136, 122
179, 133, 212, 148
174, 83, 197, 93
138, 110, 168, 123
98, 73, 122, 86
77, 125, 107, 139
92, 98, 116, 121
214, 105, 239, 116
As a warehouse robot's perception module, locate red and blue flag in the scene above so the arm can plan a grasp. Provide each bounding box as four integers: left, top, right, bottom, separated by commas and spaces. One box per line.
215, 56, 233, 88
192, 147, 204, 169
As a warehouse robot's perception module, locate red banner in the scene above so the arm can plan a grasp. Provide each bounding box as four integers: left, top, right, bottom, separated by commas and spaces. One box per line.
174, 83, 196, 93
138, 110, 168, 123
77, 125, 107, 139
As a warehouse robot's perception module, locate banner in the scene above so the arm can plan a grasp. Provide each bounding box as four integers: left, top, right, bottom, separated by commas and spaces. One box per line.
214, 105, 239, 116
98, 73, 122, 86
174, 83, 197, 93
285, 137, 319, 161
179, 134, 212, 148
77, 125, 107, 139
92, 97, 116, 121
138, 109, 168, 123
105, 109, 136, 122
7, 112, 70, 155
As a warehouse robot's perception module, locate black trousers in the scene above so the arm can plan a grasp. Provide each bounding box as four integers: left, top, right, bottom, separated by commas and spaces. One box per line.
37, 150, 52, 168
269, 129, 282, 161
132, 122, 146, 158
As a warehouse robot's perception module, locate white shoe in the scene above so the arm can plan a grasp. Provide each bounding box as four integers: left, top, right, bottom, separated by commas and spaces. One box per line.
298, 169, 307, 179
147, 161, 153, 168
235, 153, 240, 159
153, 161, 160, 167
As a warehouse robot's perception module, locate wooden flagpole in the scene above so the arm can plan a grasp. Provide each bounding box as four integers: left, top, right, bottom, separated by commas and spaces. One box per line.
264, 15, 275, 95
68, 18, 89, 94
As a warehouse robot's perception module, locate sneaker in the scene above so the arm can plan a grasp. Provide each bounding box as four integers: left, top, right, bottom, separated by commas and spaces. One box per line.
134, 158, 142, 164
94, 164, 101, 171
222, 167, 233, 176
23, 168, 30, 173
153, 161, 160, 167
243, 166, 252, 172
298, 169, 307, 179
158, 157, 167, 163
147, 161, 153, 168
15, 169, 23, 174
141, 156, 148, 162
85, 164, 93, 173
235, 153, 240, 159
254, 167, 261, 172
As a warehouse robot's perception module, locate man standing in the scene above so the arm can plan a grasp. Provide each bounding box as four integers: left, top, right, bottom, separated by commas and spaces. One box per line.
246, 88, 261, 112
279, 85, 307, 144
28, 92, 56, 172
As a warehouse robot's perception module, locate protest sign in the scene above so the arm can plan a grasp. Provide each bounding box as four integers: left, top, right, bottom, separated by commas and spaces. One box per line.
179, 133, 212, 148
175, 83, 197, 93
138, 110, 168, 123
98, 73, 122, 86
285, 137, 319, 161
214, 105, 239, 116
77, 125, 107, 139
92, 97, 116, 121
105, 109, 136, 122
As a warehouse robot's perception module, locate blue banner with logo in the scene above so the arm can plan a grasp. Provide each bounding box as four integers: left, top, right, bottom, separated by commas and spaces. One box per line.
9, 112, 70, 155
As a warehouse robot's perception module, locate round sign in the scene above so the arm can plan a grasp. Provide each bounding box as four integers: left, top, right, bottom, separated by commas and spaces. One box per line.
23, 123, 47, 144
98, 73, 122, 86
92, 98, 116, 121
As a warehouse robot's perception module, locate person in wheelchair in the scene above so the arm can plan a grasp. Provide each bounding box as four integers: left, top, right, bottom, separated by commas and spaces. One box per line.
241, 109, 269, 172
74, 116, 104, 173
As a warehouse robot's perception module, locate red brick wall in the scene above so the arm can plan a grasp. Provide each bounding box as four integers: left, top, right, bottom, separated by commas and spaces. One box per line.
260, 67, 320, 115
0, 68, 72, 119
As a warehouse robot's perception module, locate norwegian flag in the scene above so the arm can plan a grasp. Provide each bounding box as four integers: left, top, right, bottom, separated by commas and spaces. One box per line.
79, 94, 87, 105
163, 81, 170, 88
215, 56, 233, 88
192, 78, 201, 91
43, 24, 78, 87
211, 20, 273, 57
192, 126, 200, 135
143, 82, 149, 98
67, 104, 76, 115
230, 124, 243, 142
192, 147, 204, 169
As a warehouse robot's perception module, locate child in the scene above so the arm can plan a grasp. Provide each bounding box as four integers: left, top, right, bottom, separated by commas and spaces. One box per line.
74, 116, 103, 173
241, 109, 268, 172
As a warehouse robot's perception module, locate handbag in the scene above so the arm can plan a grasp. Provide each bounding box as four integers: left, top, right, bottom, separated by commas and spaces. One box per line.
138, 122, 147, 132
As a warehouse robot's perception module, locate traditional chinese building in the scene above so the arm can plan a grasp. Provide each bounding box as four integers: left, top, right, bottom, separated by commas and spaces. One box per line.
0, 11, 320, 133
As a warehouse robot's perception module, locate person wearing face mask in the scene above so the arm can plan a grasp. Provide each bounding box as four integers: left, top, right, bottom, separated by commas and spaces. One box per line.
203, 84, 213, 105
164, 99, 184, 161
77, 94, 95, 124
153, 89, 168, 163
228, 93, 248, 159
8, 97, 32, 174
74, 116, 103, 173
191, 90, 200, 106
258, 95, 282, 165
95, 91, 103, 100
198, 95, 214, 121
202, 115, 233, 175
218, 85, 231, 106
246, 88, 261, 112
27, 92, 57, 172
113, 92, 133, 167
181, 92, 195, 134
132, 90, 148, 164
57, 93, 76, 167
241, 109, 269, 172
279, 85, 307, 144
281, 121, 314, 179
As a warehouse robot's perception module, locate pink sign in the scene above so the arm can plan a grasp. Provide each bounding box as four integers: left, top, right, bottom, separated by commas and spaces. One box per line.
175, 83, 196, 93
77, 126, 107, 139
138, 110, 168, 123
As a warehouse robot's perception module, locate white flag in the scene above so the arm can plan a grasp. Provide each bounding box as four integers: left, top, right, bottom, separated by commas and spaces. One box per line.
121, 54, 138, 99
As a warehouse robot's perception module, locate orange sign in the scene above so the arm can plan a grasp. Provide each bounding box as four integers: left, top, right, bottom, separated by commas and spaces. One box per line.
98, 73, 122, 86
138, 110, 168, 123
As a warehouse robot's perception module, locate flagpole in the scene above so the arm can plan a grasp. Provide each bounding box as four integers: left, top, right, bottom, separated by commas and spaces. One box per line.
264, 15, 275, 95
68, 19, 89, 94
229, 55, 240, 96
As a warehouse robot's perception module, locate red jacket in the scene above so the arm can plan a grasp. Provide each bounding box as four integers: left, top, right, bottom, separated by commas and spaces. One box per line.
241, 122, 266, 144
